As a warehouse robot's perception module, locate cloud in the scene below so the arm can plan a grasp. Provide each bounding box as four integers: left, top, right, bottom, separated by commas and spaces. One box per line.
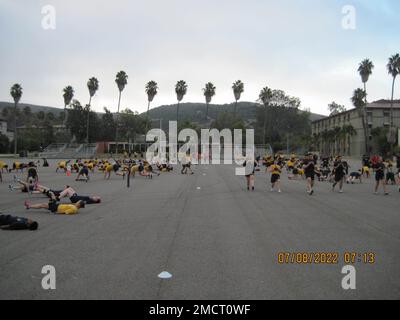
0, 0, 398, 116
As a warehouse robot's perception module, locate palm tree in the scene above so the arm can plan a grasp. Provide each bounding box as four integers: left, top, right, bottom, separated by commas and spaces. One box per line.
10, 84, 23, 156
86, 77, 99, 143
351, 88, 368, 154
203, 82, 216, 121
115, 71, 128, 154
232, 80, 244, 117
62, 86, 74, 127
258, 86, 273, 146
175, 80, 187, 125
145, 81, 158, 129
387, 53, 400, 152
358, 59, 374, 154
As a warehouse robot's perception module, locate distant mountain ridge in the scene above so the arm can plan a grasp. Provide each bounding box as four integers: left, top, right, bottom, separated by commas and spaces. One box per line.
0, 101, 326, 123
145, 101, 325, 125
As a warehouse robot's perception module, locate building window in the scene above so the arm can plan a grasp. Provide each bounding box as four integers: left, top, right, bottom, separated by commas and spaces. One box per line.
383, 112, 390, 125
367, 112, 373, 125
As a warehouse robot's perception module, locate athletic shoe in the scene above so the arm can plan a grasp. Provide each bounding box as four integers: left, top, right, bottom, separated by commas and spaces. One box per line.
339, 190, 343, 194
8, 184, 13, 191
278, 190, 281, 193
310, 189, 314, 195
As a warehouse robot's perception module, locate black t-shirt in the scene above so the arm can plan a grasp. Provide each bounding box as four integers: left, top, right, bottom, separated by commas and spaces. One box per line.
374, 163, 385, 175
304, 160, 315, 175
0, 215, 30, 230
334, 161, 345, 176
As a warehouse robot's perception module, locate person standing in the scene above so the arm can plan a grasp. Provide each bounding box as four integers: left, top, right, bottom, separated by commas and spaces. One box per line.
303, 154, 316, 195
373, 157, 388, 195
268, 160, 282, 193
243, 157, 257, 191
332, 156, 345, 193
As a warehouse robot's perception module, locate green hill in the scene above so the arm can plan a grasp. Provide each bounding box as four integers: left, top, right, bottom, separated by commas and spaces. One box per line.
0, 101, 64, 116
145, 101, 325, 126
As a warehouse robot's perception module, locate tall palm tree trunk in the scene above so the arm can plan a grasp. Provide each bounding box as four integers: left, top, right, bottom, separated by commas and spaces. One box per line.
205, 103, 209, 121
390, 77, 396, 127
363, 82, 370, 155
389, 77, 396, 154
115, 91, 122, 154
14, 102, 17, 157
146, 100, 151, 131
176, 102, 180, 126
263, 104, 267, 146
86, 96, 92, 144
234, 100, 238, 118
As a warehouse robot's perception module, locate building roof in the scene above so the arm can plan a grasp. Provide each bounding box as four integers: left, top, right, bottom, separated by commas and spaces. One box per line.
312, 99, 400, 123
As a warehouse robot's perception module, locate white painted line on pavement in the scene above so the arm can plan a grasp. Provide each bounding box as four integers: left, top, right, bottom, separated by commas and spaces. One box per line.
158, 271, 172, 279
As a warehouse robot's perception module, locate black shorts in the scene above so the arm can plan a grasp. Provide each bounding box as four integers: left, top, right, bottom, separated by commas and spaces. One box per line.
386, 172, 395, 181
375, 172, 384, 181
79, 168, 89, 176
48, 201, 58, 213
113, 164, 120, 172
70, 194, 95, 204
271, 174, 280, 184
334, 174, 344, 182
305, 173, 315, 181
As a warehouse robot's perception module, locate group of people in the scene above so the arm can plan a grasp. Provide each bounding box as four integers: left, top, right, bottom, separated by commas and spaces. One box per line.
0, 154, 179, 231
244, 153, 400, 196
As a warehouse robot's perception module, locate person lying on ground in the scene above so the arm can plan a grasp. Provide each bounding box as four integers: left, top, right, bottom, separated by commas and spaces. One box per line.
347, 171, 362, 184
0, 213, 38, 230
57, 186, 101, 204
24, 197, 85, 215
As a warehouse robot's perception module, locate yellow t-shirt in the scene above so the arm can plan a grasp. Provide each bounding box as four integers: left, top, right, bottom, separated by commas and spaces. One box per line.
58, 161, 66, 168
0, 161, 7, 169
271, 165, 281, 175
57, 204, 78, 215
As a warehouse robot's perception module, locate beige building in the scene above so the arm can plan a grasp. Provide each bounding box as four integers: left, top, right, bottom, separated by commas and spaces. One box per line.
312, 100, 400, 157
0, 117, 14, 141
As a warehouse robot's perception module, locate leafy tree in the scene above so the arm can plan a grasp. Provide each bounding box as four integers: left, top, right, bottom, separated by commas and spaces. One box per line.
101, 107, 116, 141
211, 112, 245, 131
328, 102, 346, 116
119, 109, 147, 144
66, 100, 87, 142
0, 133, 9, 153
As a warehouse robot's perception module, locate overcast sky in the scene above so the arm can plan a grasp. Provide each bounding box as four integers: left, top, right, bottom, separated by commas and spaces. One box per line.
0, 0, 399, 115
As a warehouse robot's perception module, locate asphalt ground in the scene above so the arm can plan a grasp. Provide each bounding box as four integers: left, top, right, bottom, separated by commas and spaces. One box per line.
0, 159, 399, 299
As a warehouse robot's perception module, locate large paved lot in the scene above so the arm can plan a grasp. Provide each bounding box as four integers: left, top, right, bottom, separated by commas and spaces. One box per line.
0, 159, 399, 299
